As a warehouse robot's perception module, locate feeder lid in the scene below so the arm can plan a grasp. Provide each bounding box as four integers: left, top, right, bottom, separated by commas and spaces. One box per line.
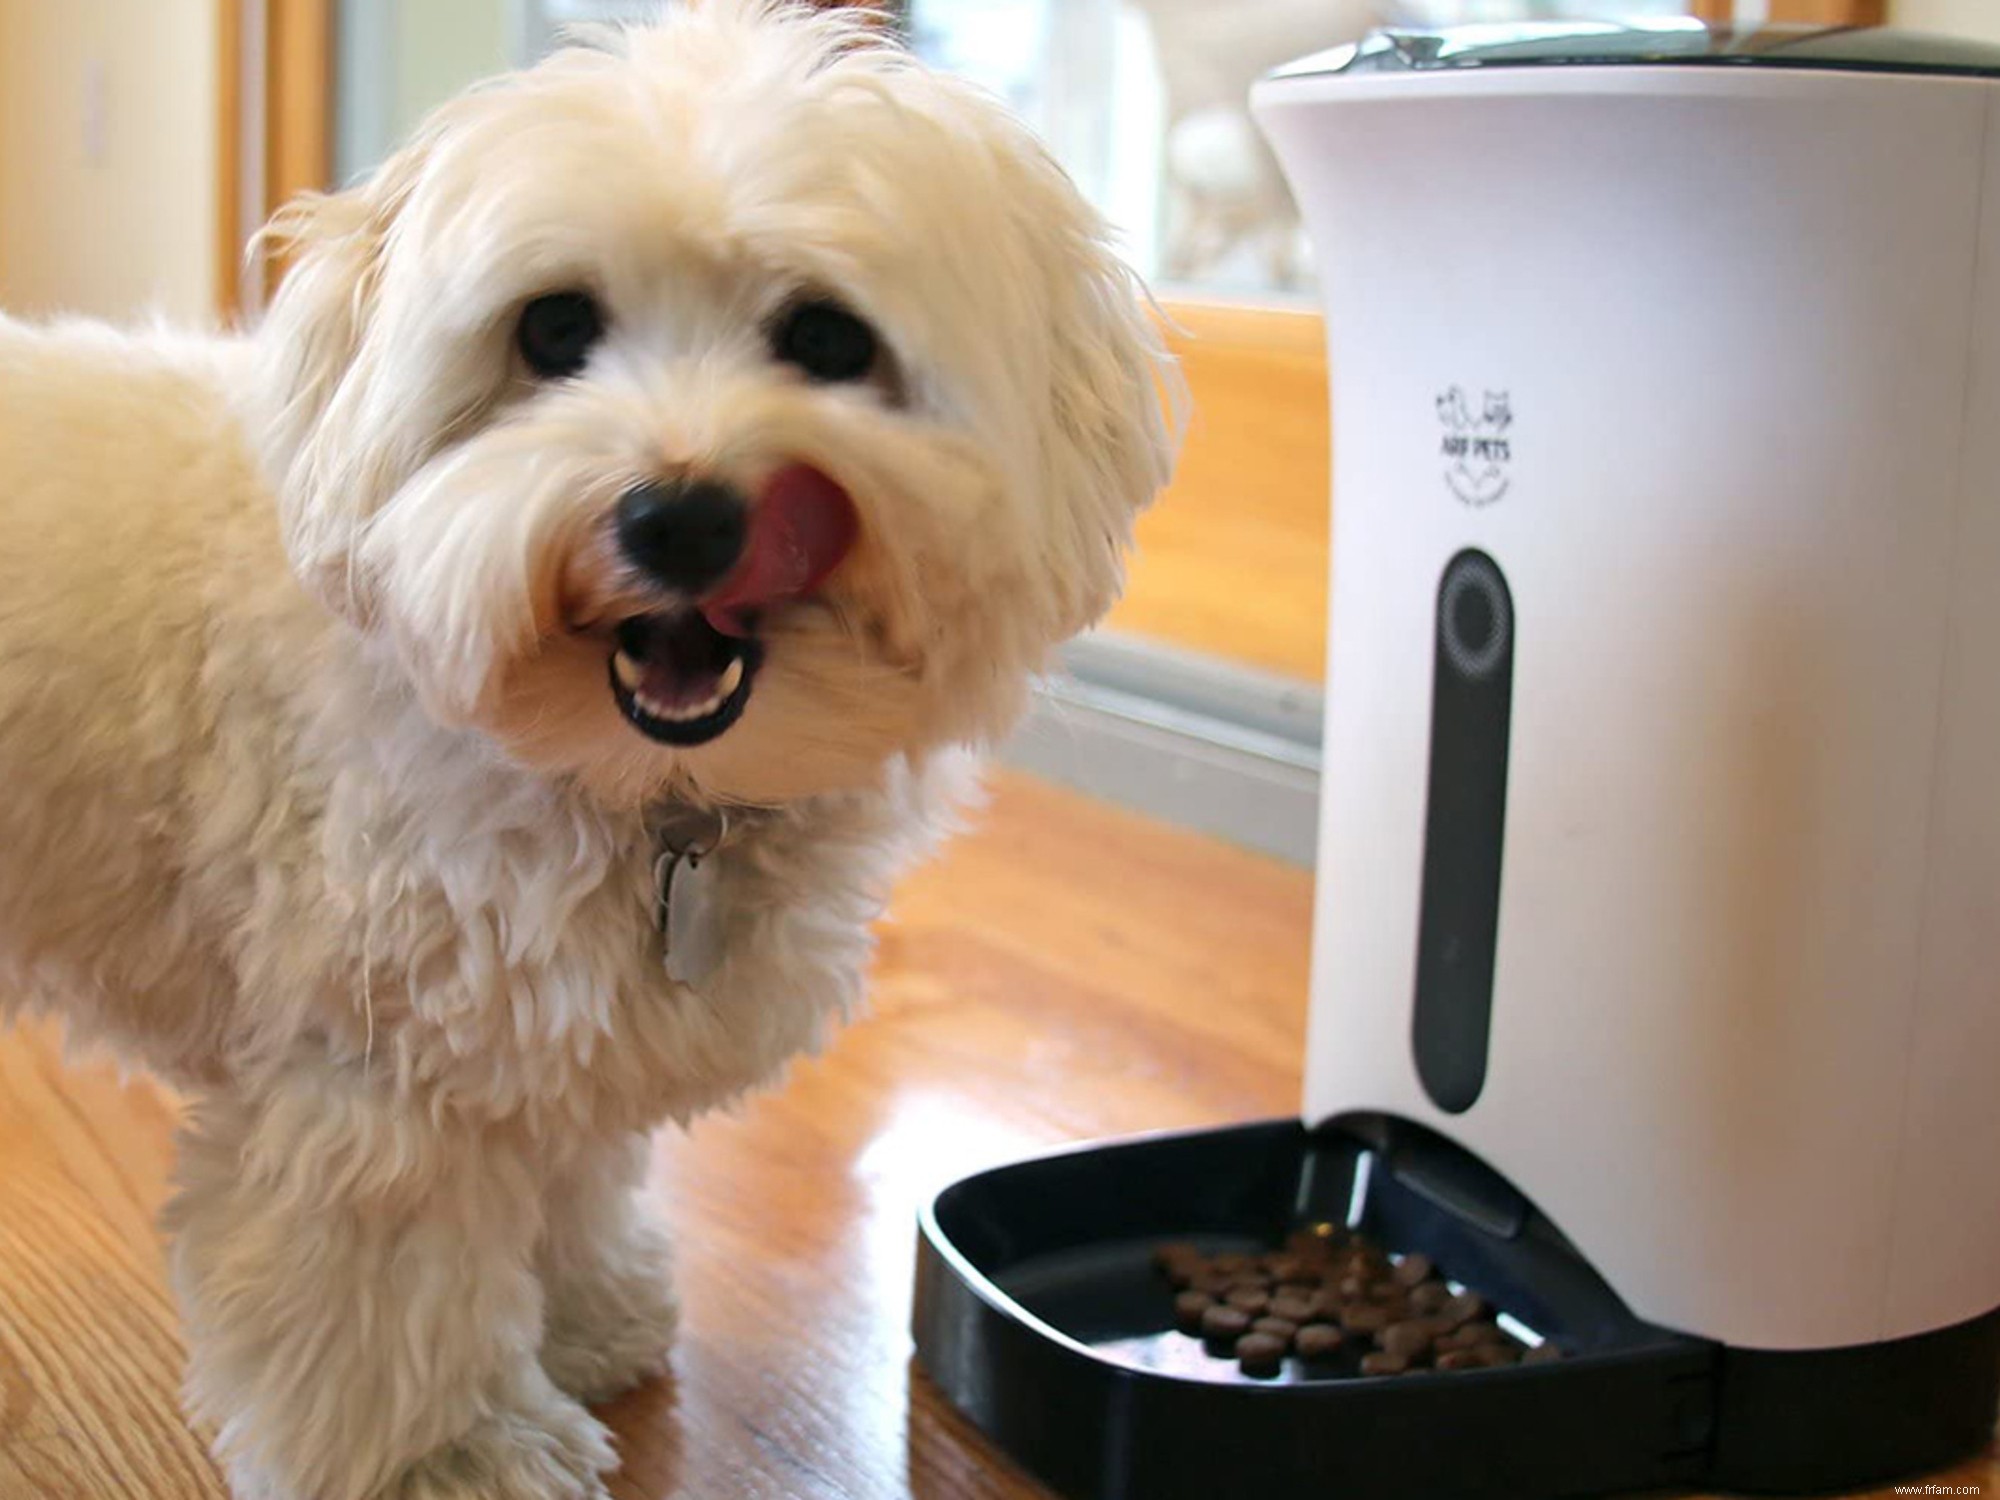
1269, 21, 2000, 83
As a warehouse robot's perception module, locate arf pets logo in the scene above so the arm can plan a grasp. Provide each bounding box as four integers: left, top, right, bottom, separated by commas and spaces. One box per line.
1437, 386, 1513, 506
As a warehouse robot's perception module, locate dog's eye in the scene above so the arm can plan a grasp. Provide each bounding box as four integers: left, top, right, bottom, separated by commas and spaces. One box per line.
517, 292, 604, 378
772, 300, 877, 383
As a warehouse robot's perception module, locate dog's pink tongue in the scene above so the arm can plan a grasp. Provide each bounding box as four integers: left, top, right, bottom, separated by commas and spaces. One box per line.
700, 465, 859, 638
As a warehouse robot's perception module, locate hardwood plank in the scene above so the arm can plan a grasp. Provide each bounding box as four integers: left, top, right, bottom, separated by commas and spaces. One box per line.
0, 1024, 220, 1498
0, 772, 1990, 1497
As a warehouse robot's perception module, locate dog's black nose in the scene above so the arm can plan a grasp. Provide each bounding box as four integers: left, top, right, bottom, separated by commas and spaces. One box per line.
614, 479, 748, 594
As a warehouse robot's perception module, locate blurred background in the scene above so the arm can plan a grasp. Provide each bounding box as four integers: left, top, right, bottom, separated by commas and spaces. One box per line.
0, 0, 1989, 855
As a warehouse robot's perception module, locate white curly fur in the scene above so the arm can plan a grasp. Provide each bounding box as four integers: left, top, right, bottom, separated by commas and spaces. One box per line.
0, 4, 1176, 1496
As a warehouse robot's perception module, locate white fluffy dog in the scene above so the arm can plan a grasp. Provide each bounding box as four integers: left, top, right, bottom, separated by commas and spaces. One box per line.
0, 4, 1174, 1495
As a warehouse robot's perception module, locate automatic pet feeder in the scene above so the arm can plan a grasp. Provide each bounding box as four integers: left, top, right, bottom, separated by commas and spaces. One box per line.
913, 20, 2000, 1498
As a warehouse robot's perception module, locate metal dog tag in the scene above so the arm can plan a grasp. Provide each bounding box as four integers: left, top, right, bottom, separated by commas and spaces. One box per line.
657, 845, 725, 987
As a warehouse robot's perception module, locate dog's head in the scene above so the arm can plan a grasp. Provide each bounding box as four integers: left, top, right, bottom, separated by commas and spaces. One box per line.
250, 0, 1176, 807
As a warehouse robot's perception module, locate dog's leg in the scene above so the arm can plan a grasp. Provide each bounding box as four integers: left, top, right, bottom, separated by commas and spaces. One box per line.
537, 1132, 679, 1404
167, 1079, 617, 1500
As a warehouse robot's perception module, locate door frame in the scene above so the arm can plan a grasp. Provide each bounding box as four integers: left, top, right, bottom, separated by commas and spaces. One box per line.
215, 0, 333, 321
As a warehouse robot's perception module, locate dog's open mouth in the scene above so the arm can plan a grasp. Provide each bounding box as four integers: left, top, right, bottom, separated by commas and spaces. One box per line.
604, 464, 859, 748
610, 610, 762, 746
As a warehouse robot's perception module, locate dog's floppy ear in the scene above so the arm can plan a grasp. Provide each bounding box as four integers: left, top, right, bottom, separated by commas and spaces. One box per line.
981, 114, 1185, 638
1049, 204, 1182, 521
251, 146, 424, 625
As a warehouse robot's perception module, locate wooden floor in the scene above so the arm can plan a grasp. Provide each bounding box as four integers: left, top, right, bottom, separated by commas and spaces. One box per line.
0, 772, 1992, 1499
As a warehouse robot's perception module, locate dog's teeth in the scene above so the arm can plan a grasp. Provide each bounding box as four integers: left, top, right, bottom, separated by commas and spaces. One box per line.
613, 650, 645, 692
716, 658, 744, 698
634, 689, 726, 723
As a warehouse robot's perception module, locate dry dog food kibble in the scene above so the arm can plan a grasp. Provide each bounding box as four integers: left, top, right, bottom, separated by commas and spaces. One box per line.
1379, 1320, 1435, 1361
1150, 1226, 1560, 1380
1173, 1290, 1213, 1333
1359, 1350, 1412, 1377
1442, 1292, 1488, 1329
1268, 1291, 1318, 1323
1200, 1304, 1253, 1343
1251, 1316, 1299, 1345
1237, 1331, 1288, 1377
1294, 1323, 1345, 1360
1283, 1259, 1325, 1287
1224, 1286, 1271, 1315
1339, 1303, 1394, 1337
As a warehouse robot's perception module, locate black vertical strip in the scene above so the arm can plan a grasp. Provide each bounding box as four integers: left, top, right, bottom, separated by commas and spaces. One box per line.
1413, 548, 1515, 1114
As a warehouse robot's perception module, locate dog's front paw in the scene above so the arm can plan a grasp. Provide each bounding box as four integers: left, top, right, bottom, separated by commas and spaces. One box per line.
541, 1256, 679, 1405
380, 1395, 617, 1500
539, 1183, 680, 1405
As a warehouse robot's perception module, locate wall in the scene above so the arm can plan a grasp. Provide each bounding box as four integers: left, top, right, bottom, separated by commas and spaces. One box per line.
0, 0, 219, 323
398, 0, 508, 137
1890, 0, 2000, 41
335, 0, 510, 183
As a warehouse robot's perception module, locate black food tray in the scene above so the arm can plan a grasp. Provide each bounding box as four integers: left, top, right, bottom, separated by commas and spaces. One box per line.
911, 1116, 2000, 1500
